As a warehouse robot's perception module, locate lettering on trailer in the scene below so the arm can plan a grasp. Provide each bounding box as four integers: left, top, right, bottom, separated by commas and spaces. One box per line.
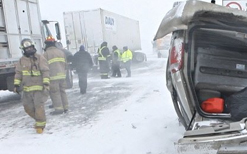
104, 16, 116, 31
222, 0, 247, 11
105, 16, 114, 26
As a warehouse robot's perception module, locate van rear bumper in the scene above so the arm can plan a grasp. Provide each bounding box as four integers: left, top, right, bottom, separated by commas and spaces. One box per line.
176, 118, 247, 154
176, 141, 247, 154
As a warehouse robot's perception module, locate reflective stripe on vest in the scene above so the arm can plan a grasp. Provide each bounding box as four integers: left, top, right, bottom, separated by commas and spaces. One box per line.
114, 49, 121, 58
22, 70, 41, 76
48, 57, 65, 64
98, 46, 106, 61
23, 85, 43, 92
14, 79, 21, 85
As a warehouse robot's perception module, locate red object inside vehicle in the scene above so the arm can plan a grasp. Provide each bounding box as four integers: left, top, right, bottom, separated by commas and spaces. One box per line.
201, 98, 224, 113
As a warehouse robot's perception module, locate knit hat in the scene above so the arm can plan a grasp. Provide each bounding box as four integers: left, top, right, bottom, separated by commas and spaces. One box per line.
80, 45, 85, 51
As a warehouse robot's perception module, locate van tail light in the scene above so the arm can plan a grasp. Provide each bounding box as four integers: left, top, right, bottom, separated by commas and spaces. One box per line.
169, 38, 184, 73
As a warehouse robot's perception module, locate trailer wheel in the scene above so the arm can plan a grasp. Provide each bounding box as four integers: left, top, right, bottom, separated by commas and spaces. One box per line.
134, 52, 145, 62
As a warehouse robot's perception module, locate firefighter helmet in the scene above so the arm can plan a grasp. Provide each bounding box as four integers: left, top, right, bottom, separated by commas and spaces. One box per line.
20, 38, 36, 57
20, 38, 34, 49
45, 36, 56, 43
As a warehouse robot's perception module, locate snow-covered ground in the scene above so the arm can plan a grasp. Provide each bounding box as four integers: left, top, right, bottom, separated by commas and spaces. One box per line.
0, 54, 184, 154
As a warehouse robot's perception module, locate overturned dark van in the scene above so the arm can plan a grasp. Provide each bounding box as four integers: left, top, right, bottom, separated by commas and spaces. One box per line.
154, 1, 247, 153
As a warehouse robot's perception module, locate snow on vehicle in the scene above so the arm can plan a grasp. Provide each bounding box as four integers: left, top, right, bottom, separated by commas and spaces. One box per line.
0, 0, 73, 91
154, 1, 247, 153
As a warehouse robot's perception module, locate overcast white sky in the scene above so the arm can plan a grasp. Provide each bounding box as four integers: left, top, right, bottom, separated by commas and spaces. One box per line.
39, 0, 223, 51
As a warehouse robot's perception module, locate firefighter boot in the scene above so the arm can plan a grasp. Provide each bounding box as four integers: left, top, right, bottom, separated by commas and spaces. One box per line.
48, 105, 54, 108
50, 110, 64, 115
64, 109, 68, 113
36, 128, 43, 134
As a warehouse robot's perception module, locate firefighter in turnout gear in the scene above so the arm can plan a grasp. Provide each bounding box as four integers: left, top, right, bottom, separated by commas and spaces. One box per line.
98, 42, 111, 79
14, 38, 50, 134
121, 46, 133, 77
43, 36, 69, 115
111, 45, 121, 77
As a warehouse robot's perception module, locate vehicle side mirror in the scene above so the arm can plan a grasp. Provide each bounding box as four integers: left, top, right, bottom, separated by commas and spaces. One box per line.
55, 23, 61, 40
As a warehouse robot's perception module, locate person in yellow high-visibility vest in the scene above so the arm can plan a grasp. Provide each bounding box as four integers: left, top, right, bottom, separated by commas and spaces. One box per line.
98, 42, 111, 79
121, 46, 133, 77
111, 45, 122, 77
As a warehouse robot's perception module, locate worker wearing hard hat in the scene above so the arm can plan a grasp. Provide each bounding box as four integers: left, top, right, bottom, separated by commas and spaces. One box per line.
98, 42, 111, 79
14, 38, 50, 134
43, 36, 69, 115
111, 45, 121, 77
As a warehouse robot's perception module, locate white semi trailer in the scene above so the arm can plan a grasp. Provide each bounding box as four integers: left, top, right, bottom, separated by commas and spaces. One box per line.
63, 8, 146, 63
0, 0, 72, 91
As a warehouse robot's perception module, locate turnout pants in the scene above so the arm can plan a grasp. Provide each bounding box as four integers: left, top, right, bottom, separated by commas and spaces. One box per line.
78, 72, 88, 93
22, 91, 48, 128
50, 79, 69, 111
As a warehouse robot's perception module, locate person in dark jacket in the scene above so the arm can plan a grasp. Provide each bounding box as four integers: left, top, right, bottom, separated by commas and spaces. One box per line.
98, 42, 111, 79
111, 45, 121, 77
72, 45, 93, 94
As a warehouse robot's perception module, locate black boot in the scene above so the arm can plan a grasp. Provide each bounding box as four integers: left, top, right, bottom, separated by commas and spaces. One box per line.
80, 89, 86, 94
50, 110, 64, 115
64, 109, 68, 113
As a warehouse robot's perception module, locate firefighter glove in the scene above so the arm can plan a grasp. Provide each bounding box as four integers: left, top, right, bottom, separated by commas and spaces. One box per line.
14, 86, 21, 94
43, 84, 50, 92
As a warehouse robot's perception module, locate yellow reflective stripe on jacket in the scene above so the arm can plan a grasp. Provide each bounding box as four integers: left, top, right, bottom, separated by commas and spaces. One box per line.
54, 107, 64, 110
98, 57, 106, 60
23, 85, 43, 92
22, 70, 41, 76
98, 46, 106, 61
114, 49, 121, 58
35, 121, 46, 127
50, 74, 66, 80
14, 79, 21, 85
43, 78, 50, 84
48, 58, 65, 64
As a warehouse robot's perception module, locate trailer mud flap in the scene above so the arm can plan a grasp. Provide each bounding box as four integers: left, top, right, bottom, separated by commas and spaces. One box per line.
176, 142, 247, 154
